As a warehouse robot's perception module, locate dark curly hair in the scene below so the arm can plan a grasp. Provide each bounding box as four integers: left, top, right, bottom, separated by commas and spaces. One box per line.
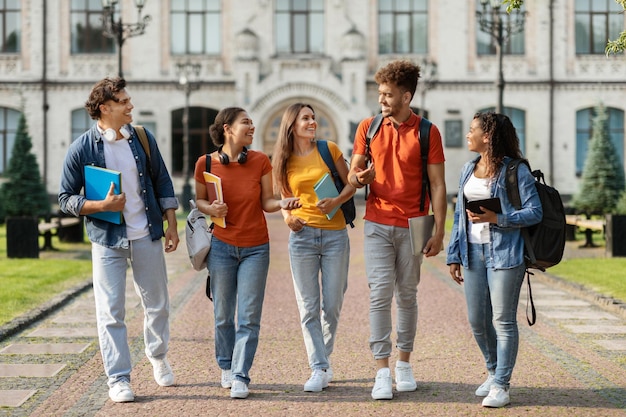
85, 77, 126, 120
209, 107, 246, 147
473, 111, 523, 177
374, 60, 421, 99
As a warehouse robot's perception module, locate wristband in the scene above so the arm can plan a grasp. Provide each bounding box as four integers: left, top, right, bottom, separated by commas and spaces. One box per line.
355, 177, 365, 187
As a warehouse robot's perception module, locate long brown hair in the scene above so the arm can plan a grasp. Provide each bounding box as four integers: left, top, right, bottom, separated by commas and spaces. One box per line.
272, 103, 315, 196
473, 111, 523, 177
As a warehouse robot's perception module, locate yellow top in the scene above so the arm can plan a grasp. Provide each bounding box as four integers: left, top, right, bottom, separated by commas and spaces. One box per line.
287, 141, 347, 230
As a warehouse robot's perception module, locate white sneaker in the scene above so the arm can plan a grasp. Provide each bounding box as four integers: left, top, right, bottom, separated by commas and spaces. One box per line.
326, 367, 334, 383
371, 367, 393, 400
230, 380, 249, 399
221, 369, 232, 388
482, 384, 510, 408
109, 381, 134, 403
394, 361, 417, 392
148, 356, 175, 387
475, 373, 495, 396
303, 369, 330, 392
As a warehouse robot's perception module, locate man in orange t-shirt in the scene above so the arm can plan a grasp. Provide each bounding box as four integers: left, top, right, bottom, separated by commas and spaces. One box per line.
348, 60, 447, 400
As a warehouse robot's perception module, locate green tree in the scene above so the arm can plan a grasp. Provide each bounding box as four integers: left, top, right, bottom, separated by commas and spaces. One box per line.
572, 104, 626, 216
0, 113, 50, 218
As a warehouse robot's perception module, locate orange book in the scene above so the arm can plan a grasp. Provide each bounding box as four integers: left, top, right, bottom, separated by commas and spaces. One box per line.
202, 171, 225, 228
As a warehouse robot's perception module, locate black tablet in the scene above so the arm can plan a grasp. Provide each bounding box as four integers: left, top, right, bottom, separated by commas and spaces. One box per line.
466, 197, 502, 214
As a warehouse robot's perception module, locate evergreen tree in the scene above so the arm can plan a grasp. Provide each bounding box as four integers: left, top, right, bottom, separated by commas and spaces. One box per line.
572, 103, 626, 215
0, 113, 50, 217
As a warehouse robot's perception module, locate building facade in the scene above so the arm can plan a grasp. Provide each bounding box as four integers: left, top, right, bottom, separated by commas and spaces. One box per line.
0, 0, 625, 200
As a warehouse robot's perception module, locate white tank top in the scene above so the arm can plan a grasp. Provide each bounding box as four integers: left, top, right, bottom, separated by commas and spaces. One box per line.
464, 173, 491, 244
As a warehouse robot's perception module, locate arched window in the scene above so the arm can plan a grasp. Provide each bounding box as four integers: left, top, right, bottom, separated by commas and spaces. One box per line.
576, 107, 624, 176
0, 107, 21, 174
171, 107, 218, 175
478, 107, 526, 154
71, 108, 92, 143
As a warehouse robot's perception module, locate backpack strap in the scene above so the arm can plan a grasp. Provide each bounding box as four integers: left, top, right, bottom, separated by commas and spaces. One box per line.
419, 117, 432, 212
206, 153, 211, 172
365, 113, 384, 161
505, 158, 538, 326
134, 125, 157, 193
316, 140, 338, 180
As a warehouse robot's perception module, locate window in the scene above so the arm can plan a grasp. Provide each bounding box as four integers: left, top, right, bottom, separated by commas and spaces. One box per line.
171, 0, 221, 55
70, 0, 114, 54
476, 3, 525, 55
0, 0, 20, 53
378, 0, 427, 54
71, 108, 92, 142
0, 107, 20, 175
275, 0, 324, 54
575, 0, 623, 54
479, 107, 526, 154
576, 107, 624, 175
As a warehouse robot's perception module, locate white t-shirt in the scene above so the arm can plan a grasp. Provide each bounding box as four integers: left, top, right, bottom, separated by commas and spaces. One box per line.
464, 173, 491, 244
102, 134, 150, 240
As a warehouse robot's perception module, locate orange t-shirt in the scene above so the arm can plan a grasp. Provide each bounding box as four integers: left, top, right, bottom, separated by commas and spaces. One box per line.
194, 150, 272, 247
352, 113, 445, 227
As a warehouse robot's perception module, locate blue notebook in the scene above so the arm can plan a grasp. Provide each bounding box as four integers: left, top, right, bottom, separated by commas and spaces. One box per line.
84, 165, 123, 225
313, 173, 340, 220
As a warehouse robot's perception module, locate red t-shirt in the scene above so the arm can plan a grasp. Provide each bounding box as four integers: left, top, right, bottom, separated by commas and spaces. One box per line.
194, 150, 272, 247
352, 113, 445, 227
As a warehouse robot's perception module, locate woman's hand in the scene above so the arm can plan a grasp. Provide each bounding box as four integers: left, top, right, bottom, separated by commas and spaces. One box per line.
210, 201, 228, 218
449, 263, 463, 285
285, 213, 307, 232
316, 197, 337, 216
280, 197, 301, 210
466, 208, 497, 224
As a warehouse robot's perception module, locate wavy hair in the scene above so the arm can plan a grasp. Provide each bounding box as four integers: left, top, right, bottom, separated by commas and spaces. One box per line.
85, 77, 126, 120
473, 111, 523, 177
272, 103, 315, 196
374, 60, 421, 99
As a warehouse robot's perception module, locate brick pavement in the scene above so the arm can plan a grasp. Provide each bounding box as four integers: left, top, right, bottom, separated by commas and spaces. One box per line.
1, 206, 625, 416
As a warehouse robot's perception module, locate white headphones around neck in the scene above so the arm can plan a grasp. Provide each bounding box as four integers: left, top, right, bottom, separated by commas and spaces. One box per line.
103, 126, 130, 143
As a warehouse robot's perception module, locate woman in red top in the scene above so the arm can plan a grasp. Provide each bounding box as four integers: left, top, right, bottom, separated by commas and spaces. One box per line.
194, 107, 299, 399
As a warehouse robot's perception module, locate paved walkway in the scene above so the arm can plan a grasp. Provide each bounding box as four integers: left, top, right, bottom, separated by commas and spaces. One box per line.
1, 206, 625, 416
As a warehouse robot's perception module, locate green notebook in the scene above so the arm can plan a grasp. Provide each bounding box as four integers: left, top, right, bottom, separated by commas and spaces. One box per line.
313, 173, 340, 220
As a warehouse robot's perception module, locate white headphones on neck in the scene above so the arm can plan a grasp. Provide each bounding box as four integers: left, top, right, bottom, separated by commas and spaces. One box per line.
103, 125, 130, 143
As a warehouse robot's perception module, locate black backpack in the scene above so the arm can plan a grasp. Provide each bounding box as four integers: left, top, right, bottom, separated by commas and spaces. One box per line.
506, 159, 567, 325
316, 140, 356, 228
365, 114, 432, 211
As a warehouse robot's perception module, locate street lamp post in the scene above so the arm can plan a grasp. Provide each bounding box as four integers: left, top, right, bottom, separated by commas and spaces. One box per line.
101, 0, 151, 78
176, 62, 201, 211
476, 0, 525, 114
417, 57, 438, 117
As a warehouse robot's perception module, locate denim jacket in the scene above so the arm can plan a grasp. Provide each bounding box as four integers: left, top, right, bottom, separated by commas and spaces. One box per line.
446, 156, 542, 269
59, 124, 179, 249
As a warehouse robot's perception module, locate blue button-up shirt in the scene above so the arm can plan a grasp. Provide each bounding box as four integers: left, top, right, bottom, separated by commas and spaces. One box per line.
59, 124, 178, 249
446, 156, 542, 269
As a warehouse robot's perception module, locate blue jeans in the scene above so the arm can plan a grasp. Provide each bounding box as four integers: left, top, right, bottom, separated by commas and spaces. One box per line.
208, 237, 270, 385
289, 226, 349, 371
463, 242, 526, 388
91, 236, 170, 387
364, 221, 422, 359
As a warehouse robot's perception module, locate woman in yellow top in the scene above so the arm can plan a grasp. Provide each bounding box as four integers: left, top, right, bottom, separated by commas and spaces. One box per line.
272, 103, 356, 392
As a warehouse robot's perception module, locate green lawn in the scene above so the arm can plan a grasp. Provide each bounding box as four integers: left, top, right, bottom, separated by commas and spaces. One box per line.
0, 216, 624, 327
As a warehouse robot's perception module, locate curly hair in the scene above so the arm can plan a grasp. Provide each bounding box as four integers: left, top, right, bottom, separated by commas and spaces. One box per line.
473, 111, 523, 177
84, 77, 126, 120
209, 107, 246, 147
272, 103, 315, 196
374, 60, 421, 99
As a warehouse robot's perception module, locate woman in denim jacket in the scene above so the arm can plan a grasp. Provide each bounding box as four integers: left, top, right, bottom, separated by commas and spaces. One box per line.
446, 112, 542, 408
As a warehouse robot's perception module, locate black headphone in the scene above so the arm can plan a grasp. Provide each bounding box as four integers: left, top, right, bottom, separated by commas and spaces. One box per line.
218, 146, 248, 165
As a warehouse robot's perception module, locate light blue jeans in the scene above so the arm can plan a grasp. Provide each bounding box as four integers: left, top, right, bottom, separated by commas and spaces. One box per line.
208, 237, 270, 385
91, 236, 170, 387
289, 226, 349, 371
463, 242, 526, 388
364, 221, 422, 359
